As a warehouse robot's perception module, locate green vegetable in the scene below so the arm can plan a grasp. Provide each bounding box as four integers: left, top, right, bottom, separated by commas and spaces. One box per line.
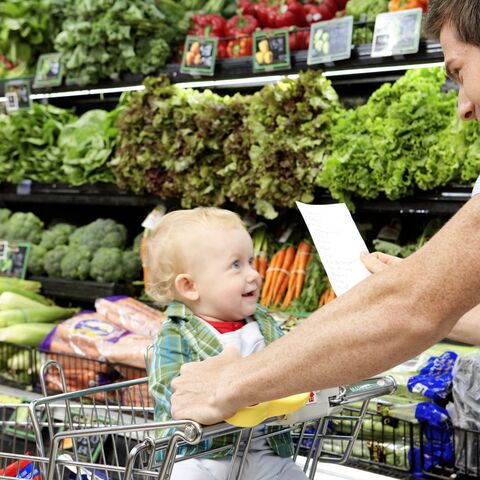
43, 245, 69, 277
0, 323, 58, 346
122, 250, 142, 281
54, 0, 173, 85
0, 287, 53, 306
0, 306, 77, 328
40, 223, 76, 250
27, 244, 47, 276
0, 208, 11, 223
319, 68, 458, 208
58, 109, 118, 186
0, 103, 76, 184
60, 246, 92, 280
4, 212, 44, 243
0, 291, 48, 310
90, 247, 124, 283
0, 277, 41, 293
69, 219, 127, 251
346, 0, 388, 21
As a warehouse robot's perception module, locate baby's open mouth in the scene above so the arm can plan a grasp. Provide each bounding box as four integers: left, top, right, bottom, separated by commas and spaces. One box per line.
242, 291, 256, 297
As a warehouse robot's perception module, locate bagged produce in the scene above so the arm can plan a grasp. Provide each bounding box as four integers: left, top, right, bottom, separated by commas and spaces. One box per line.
40, 312, 151, 369
95, 296, 164, 337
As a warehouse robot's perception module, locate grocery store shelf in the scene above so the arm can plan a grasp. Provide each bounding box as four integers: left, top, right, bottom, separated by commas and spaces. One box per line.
30, 276, 138, 304
0, 182, 471, 216
0, 41, 444, 102
0, 182, 161, 207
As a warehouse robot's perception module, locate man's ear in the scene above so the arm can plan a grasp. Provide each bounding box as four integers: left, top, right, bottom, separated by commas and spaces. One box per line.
175, 274, 199, 302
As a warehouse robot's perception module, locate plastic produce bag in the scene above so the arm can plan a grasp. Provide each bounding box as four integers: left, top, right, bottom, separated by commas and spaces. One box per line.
447, 353, 480, 476
94, 296, 164, 337
40, 312, 152, 369
407, 351, 458, 402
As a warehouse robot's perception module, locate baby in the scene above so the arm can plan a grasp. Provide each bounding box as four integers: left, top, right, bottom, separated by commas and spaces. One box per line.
146, 207, 307, 479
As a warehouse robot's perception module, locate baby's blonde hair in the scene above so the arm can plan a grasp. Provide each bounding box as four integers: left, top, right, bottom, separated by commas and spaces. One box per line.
144, 207, 244, 305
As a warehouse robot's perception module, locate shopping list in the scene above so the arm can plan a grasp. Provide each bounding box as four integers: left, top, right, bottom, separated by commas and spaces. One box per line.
296, 202, 371, 296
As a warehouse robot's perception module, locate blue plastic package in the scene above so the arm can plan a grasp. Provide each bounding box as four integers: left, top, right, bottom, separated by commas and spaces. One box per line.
407, 352, 458, 402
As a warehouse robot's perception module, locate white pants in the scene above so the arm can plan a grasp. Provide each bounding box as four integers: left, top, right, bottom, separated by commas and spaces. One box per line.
169, 438, 308, 480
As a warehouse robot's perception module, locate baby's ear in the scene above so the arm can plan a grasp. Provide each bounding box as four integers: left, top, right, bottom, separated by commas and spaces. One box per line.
175, 274, 199, 302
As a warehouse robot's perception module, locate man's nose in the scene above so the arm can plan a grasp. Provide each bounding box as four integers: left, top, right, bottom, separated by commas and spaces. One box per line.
458, 88, 475, 121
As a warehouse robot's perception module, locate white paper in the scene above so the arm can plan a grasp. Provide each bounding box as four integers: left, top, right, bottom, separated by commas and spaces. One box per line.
296, 202, 371, 296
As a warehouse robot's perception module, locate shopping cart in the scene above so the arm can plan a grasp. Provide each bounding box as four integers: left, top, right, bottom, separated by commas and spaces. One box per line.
1, 360, 397, 480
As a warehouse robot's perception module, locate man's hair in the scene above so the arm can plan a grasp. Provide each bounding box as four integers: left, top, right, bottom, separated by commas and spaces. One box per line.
144, 207, 244, 305
425, 0, 480, 46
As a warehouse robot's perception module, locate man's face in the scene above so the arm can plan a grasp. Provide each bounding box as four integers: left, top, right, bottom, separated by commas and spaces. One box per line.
440, 24, 480, 122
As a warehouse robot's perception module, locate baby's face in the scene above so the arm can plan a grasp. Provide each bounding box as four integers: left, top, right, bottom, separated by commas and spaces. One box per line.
187, 227, 261, 322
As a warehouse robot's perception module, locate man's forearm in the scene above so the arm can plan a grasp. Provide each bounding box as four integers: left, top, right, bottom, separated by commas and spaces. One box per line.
228, 197, 480, 407
447, 303, 480, 345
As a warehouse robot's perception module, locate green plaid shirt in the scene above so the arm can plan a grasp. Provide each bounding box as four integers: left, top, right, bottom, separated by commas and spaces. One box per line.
148, 302, 294, 459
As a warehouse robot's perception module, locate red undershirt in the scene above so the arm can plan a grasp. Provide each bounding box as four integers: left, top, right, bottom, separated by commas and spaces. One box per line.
205, 319, 246, 334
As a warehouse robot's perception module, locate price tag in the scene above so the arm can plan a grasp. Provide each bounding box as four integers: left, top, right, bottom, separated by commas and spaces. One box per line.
253, 29, 290, 73
5, 79, 31, 113
308, 16, 354, 65
0, 240, 30, 279
33, 53, 63, 88
16, 179, 32, 195
371, 8, 423, 57
180, 36, 218, 77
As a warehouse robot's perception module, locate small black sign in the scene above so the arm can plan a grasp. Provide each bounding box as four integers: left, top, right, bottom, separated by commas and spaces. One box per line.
0, 241, 30, 279
180, 36, 218, 76
253, 29, 291, 72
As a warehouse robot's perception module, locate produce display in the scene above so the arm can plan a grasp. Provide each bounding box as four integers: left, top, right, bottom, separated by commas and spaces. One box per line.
0, 209, 142, 283
319, 68, 480, 208
0, 105, 117, 185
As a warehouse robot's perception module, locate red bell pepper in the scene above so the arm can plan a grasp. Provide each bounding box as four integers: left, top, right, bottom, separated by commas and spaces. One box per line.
256, 0, 307, 28
225, 11, 259, 37
237, 0, 264, 17
303, 0, 338, 24
288, 28, 306, 50
226, 36, 253, 57
218, 39, 228, 59
190, 14, 226, 38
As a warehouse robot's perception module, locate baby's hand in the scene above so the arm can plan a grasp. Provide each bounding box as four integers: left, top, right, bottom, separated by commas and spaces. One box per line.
360, 251, 403, 274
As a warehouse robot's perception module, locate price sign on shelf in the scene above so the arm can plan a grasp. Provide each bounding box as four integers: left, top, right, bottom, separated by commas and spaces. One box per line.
33, 52, 64, 88
0, 241, 30, 279
180, 36, 218, 77
371, 8, 423, 57
5, 79, 31, 113
253, 29, 290, 73
308, 16, 354, 65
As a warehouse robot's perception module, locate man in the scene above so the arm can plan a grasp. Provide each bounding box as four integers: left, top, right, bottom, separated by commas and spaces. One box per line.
171, 0, 480, 425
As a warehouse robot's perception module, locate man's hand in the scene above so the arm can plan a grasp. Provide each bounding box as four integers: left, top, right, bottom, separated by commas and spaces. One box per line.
360, 251, 403, 274
171, 346, 243, 425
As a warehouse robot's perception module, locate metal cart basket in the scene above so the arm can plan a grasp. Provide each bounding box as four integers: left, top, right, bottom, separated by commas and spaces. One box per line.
1, 361, 397, 480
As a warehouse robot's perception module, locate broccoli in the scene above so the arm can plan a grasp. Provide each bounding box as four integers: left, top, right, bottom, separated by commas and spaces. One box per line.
69, 219, 127, 252
27, 244, 47, 276
90, 247, 124, 283
43, 245, 69, 277
132, 232, 144, 254
122, 250, 142, 281
61, 246, 92, 280
0, 208, 11, 224
5, 212, 44, 244
40, 223, 76, 250
0, 208, 11, 239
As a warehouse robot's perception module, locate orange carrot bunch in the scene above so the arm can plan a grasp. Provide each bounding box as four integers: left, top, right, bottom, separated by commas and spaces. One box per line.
260, 241, 312, 309
252, 228, 268, 280
318, 286, 336, 307
281, 241, 312, 309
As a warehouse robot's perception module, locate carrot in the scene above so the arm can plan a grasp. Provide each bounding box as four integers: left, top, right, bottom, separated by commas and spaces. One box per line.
261, 250, 281, 305
270, 246, 295, 304
294, 242, 312, 298
253, 256, 260, 273
258, 252, 267, 279
265, 248, 287, 305
274, 275, 290, 306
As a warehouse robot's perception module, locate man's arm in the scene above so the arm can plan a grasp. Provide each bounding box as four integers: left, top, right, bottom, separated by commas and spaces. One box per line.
172, 196, 480, 424
447, 303, 480, 344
